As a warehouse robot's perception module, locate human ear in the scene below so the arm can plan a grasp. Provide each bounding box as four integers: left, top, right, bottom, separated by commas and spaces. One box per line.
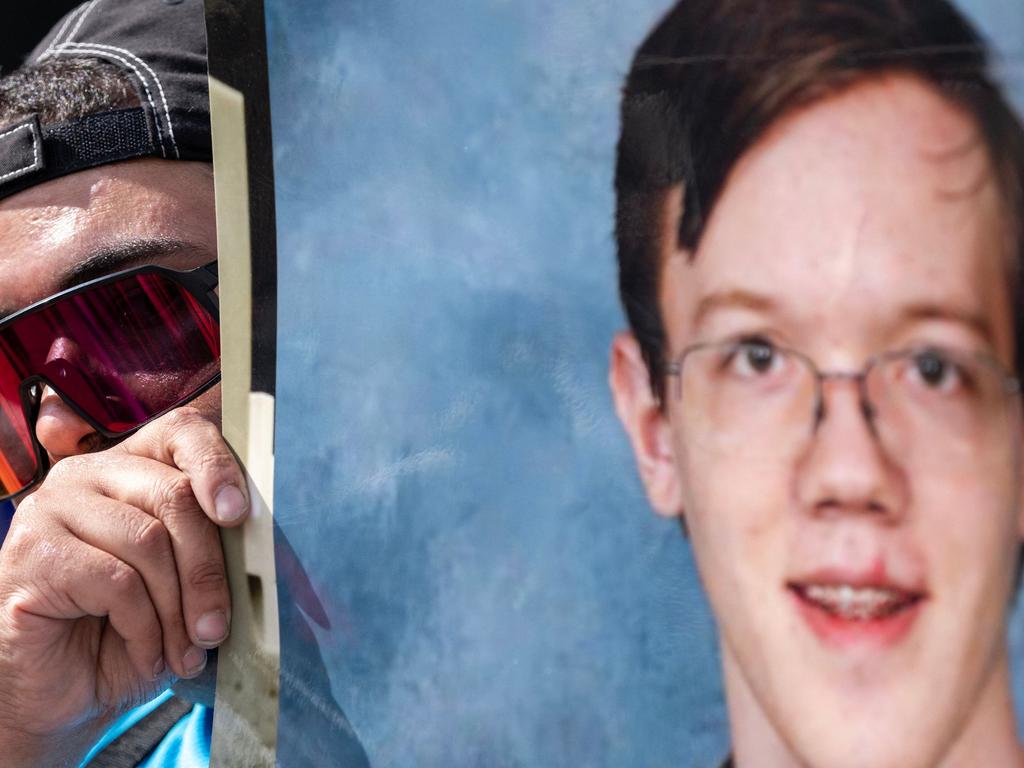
609, 330, 684, 518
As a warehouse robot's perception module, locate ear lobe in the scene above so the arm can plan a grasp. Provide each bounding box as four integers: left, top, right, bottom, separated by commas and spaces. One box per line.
609, 330, 685, 518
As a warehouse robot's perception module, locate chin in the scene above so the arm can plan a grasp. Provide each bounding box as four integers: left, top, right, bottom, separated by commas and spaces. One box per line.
766, 682, 966, 768
785, 722, 936, 768
725, 635, 974, 768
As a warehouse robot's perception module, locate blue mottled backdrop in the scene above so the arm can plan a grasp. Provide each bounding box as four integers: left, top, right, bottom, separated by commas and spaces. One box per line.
264, 2, 1024, 765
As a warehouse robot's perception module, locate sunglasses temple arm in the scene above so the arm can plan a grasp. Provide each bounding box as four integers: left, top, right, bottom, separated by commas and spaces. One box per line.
197, 259, 218, 285
182, 261, 220, 310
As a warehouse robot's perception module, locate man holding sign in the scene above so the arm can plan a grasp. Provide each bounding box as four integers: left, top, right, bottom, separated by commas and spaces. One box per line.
0, 1, 244, 765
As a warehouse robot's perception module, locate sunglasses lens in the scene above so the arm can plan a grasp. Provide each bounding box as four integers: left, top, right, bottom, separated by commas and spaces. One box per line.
0, 270, 220, 495
0, 363, 37, 496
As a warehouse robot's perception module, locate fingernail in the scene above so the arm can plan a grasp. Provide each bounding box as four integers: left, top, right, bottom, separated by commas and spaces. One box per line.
183, 645, 207, 677
152, 657, 165, 679
195, 610, 229, 646
215, 484, 247, 523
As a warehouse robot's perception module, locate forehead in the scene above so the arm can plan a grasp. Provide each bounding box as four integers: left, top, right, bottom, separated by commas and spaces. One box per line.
0, 158, 216, 313
660, 74, 1013, 360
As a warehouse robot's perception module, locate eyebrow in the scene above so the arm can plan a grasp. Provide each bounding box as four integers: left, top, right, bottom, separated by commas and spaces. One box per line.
692, 289, 778, 329
898, 301, 996, 346
57, 238, 212, 292
0, 238, 213, 318
692, 291, 995, 346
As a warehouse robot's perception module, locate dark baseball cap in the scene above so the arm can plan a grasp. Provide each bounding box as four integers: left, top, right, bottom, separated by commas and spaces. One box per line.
0, 0, 211, 200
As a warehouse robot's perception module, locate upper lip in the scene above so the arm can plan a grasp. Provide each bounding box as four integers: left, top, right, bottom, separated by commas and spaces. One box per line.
787, 564, 927, 598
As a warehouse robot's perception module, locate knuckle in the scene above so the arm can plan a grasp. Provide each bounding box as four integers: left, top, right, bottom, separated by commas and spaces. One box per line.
131, 517, 172, 559
1, 587, 44, 632
193, 445, 238, 478
0, 524, 41, 567
187, 559, 226, 594
0, 523, 37, 560
157, 474, 199, 518
162, 406, 208, 436
8, 492, 40, 520
44, 454, 84, 484
107, 561, 143, 599
158, 408, 234, 475
1, 516, 68, 562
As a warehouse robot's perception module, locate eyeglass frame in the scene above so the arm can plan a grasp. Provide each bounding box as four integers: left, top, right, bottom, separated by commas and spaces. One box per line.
663, 337, 1022, 435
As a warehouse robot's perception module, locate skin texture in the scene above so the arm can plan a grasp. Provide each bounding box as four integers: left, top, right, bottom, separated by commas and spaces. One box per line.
611, 74, 1024, 768
0, 159, 244, 767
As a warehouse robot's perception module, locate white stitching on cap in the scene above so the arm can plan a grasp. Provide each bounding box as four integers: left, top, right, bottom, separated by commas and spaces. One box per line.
64, 0, 101, 46
33, 0, 181, 160
0, 123, 42, 183
37, 2, 91, 62
49, 42, 167, 158
62, 42, 179, 159
50, 43, 166, 158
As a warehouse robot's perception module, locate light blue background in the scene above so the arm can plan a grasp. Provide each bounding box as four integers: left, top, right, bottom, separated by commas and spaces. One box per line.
265, 2, 1024, 765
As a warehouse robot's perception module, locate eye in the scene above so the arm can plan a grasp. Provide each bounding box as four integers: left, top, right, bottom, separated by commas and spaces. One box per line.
907, 348, 970, 394
725, 338, 784, 379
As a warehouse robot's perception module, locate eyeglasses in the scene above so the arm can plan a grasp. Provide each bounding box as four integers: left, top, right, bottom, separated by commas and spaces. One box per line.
665, 337, 1021, 462
0, 260, 220, 499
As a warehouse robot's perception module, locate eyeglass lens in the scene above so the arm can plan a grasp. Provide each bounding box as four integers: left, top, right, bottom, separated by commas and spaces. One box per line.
674, 341, 1019, 465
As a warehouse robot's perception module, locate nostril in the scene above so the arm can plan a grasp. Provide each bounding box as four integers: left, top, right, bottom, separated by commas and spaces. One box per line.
813, 398, 826, 430
75, 431, 111, 455
861, 399, 877, 423
33, 389, 99, 460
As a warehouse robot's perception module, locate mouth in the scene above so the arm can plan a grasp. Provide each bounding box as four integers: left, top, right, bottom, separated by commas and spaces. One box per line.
787, 576, 926, 649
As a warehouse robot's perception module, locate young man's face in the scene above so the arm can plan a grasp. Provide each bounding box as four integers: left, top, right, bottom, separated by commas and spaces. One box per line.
612, 74, 1024, 767
0, 158, 219, 464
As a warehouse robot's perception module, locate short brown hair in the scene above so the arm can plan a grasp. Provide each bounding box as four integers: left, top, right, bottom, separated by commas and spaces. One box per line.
0, 57, 138, 128
615, 0, 1024, 400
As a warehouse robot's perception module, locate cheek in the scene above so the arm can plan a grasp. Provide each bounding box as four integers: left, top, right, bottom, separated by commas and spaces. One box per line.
921, 459, 1020, 602
678, 434, 793, 602
913, 462, 1021, 720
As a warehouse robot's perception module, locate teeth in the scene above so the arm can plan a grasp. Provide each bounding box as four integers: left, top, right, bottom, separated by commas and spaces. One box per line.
802, 584, 911, 620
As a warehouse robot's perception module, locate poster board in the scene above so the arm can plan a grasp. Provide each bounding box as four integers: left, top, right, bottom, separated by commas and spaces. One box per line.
218, 0, 1024, 765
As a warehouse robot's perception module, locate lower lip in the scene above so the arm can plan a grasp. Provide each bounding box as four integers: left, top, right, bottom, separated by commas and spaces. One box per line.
789, 587, 923, 649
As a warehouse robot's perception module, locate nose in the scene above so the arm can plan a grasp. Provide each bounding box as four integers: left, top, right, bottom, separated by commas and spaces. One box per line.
45, 336, 80, 365
34, 385, 100, 460
795, 376, 907, 521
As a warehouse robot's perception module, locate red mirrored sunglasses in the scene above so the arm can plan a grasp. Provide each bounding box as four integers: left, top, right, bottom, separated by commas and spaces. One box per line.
0, 260, 220, 499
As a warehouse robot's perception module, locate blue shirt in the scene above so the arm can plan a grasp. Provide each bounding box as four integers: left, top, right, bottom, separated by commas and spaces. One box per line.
80, 692, 210, 767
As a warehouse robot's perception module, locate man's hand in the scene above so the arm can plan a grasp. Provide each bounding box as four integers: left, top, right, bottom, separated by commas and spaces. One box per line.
0, 407, 248, 767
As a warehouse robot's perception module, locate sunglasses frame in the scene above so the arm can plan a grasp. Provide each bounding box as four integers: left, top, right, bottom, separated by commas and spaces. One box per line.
1, 259, 220, 501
